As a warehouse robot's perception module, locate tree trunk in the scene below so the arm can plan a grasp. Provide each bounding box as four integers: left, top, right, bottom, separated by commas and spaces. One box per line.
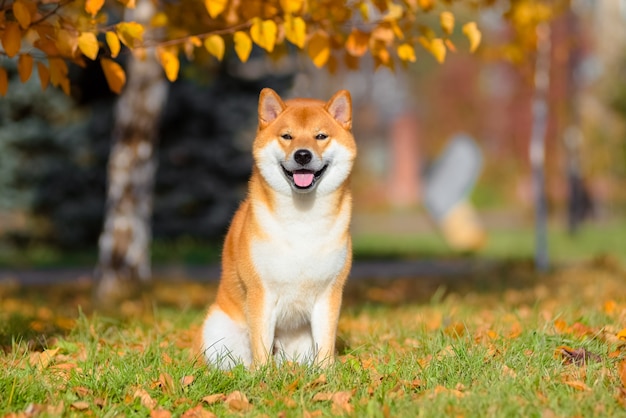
94, 0, 167, 302
530, 22, 551, 272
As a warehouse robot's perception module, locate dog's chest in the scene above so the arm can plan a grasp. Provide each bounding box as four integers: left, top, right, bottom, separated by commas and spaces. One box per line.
250, 200, 349, 302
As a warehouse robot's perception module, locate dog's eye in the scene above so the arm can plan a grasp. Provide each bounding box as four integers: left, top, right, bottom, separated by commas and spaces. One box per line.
281, 133, 293, 140
315, 133, 328, 140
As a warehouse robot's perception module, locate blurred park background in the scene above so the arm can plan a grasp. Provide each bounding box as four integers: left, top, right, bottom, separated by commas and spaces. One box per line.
0, 0, 624, 287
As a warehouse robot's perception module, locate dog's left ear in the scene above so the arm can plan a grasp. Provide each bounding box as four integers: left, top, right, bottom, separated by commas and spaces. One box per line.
258, 88, 286, 129
326, 90, 352, 130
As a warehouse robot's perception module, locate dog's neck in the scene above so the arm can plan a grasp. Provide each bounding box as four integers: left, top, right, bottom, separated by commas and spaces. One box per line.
249, 169, 351, 221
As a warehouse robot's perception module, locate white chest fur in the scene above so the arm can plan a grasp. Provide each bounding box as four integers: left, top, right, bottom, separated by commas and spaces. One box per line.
250, 194, 350, 330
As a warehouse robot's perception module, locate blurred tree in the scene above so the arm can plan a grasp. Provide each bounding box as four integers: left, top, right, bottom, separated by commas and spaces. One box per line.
0, 0, 569, 299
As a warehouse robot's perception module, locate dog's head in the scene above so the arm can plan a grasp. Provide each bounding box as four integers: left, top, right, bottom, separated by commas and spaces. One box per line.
253, 88, 356, 197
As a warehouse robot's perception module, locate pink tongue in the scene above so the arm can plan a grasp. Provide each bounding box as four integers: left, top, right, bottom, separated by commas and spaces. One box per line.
293, 171, 314, 187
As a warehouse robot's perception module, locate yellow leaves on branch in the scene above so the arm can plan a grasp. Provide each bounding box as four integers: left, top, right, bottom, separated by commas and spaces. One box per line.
345, 29, 369, 58
397, 43, 416, 62
284, 15, 306, 49
0, 68, 7, 96
49, 58, 70, 95
463, 22, 482, 53
156, 46, 180, 82
308, 31, 330, 68
0, 0, 487, 96
250, 18, 277, 53
18, 54, 34, 82
85, 0, 105, 17
2, 22, 22, 58
116, 22, 145, 49
234, 31, 252, 63
280, 0, 304, 14
78, 32, 99, 60
37, 62, 50, 90
204, 34, 225, 61
106, 32, 122, 58
440, 11, 455, 35
101, 58, 126, 94
13, 0, 32, 30
205, 0, 228, 19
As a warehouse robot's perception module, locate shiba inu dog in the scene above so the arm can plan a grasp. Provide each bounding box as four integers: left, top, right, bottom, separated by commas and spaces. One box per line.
199, 88, 356, 369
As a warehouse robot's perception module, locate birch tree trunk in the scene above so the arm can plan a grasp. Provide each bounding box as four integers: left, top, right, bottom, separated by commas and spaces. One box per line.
529, 22, 551, 272
94, 0, 167, 302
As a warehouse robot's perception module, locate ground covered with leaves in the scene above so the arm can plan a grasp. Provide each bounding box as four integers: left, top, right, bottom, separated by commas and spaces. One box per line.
2, 257, 626, 417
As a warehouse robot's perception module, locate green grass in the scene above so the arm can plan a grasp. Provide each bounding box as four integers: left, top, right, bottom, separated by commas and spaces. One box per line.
353, 218, 626, 263
1, 262, 625, 416
1, 218, 624, 269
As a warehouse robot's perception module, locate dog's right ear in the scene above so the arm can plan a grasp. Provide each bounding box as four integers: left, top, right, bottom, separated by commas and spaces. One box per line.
258, 88, 285, 129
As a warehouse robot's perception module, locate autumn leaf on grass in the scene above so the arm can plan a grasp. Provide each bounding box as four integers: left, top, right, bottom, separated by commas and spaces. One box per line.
133, 388, 157, 409
182, 405, 216, 418
29, 348, 60, 370
150, 408, 172, 418
554, 346, 601, 366
225, 391, 251, 412
71, 401, 90, 411
618, 359, 626, 388
152, 372, 176, 394
201, 393, 225, 405
563, 379, 590, 391
312, 391, 353, 415
180, 375, 195, 387
305, 373, 328, 389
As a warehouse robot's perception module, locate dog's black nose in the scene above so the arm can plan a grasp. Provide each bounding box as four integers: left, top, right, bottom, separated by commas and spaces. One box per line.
294, 149, 312, 165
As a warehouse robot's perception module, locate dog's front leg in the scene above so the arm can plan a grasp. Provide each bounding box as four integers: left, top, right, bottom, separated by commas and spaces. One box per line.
247, 291, 276, 368
311, 283, 344, 367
